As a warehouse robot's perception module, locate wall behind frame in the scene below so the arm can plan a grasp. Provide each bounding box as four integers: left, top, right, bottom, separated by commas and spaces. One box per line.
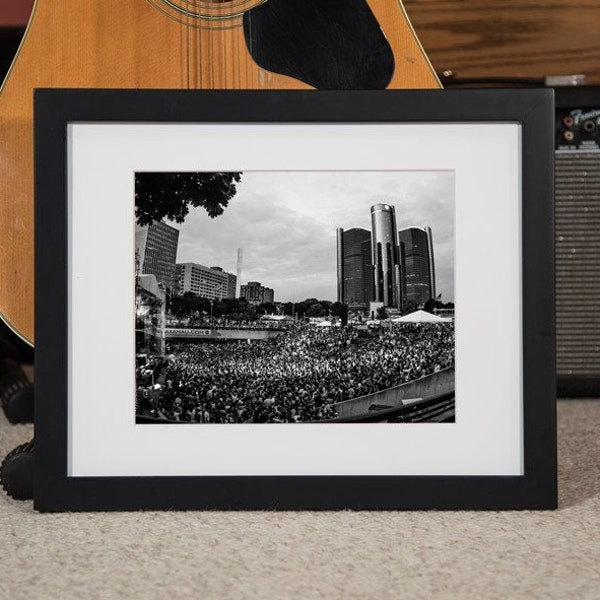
404, 0, 600, 86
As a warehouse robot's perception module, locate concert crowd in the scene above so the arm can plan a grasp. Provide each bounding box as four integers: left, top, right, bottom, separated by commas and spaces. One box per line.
167, 316, 294, 330
136, 322, 454, 424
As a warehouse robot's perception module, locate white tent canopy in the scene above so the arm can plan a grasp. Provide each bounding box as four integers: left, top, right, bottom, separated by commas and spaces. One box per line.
392, 310, 452, 323
259, 314, 294, 321
316, 320, 333, 327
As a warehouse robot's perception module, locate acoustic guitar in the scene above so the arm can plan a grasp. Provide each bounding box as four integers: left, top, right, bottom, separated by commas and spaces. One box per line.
0, 0, 440, 347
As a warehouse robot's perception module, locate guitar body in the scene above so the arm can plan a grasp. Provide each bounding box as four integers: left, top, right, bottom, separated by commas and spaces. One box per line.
0, 0, 439, 345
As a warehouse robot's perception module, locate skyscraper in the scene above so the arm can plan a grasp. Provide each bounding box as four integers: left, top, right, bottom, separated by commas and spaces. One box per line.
135, 221, 179, 293
426, 226, 437, 300
336, 227, 372, 311
398, 226, 436, 307
371, 204, 402, 308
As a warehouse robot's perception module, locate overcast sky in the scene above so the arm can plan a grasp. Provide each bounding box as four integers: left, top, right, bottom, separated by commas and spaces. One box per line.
171, 170, 455, 303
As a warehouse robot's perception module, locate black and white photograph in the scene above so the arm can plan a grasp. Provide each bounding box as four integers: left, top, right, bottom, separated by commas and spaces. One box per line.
34, 88, 557, 511
134, 170, 455, 424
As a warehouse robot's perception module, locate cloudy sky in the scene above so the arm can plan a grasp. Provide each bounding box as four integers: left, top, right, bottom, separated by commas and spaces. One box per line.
171, 170, 455, 303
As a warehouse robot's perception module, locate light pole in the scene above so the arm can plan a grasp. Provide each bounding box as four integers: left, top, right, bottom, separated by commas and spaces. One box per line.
200, 278, 225, 331
157, 282, 166, 356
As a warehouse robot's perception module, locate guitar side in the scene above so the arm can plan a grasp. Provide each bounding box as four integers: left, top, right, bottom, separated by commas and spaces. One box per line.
0, 0, 439, 345
370, 0, 440, 89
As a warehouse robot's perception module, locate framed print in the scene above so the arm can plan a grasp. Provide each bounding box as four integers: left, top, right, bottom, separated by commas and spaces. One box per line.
34, 88, 557, 511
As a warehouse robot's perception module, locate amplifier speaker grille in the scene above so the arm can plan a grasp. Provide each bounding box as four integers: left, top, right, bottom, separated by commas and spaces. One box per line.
555, 152, 600, 376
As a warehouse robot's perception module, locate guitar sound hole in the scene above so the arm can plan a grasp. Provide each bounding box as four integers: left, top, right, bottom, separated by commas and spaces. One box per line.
243, 0, 395, 90
150, 0, 266, 25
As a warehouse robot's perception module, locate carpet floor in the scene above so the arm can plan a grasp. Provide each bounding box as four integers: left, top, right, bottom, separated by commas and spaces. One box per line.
0, 400, 598, 600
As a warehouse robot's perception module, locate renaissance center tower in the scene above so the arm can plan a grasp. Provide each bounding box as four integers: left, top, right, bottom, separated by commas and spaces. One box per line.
371, 204, 402, 308
398, 226, 437, 307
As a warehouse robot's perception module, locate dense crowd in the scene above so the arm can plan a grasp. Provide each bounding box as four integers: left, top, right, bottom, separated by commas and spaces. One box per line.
167, 316, 294, 330
136, 323, 454, 423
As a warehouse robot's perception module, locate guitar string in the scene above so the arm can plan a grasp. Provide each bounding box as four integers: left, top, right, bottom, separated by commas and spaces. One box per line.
210, 1, 215, 89
180, 6, 184, 90
240, 3, 244, 89
232, 6, 238, 89
187, 3, 191, 89
188, 1, 197, 89
208, 1, 212, 89
222, 9, 227, 89
242, 9, 247, 88
175, 0, 252, 90
170, 1, 261, 93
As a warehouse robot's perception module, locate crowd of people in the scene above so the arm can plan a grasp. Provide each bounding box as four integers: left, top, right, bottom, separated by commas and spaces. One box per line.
136, 322, 455, 424
166, 316, 294, 330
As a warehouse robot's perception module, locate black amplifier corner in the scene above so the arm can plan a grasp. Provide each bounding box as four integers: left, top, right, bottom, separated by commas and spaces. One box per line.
554, 86, 600, 397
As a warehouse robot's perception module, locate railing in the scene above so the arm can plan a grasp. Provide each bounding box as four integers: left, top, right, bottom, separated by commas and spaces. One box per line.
333, 367, 455, 419
320, 391, 455, 423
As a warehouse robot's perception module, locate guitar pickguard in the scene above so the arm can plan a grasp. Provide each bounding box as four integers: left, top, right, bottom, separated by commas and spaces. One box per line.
243, 0, 395, 90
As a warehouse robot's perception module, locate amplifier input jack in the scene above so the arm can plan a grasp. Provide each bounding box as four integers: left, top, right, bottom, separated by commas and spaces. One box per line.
562, 116, 575, 127
563, 130, 575, 142
582, 120, 596, 133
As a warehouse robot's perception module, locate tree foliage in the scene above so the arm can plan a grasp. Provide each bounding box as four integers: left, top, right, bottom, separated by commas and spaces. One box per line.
135, 172, 242, 226
404, 300, 419, 315
376, 306, 388, 320
423, 298, 455, 314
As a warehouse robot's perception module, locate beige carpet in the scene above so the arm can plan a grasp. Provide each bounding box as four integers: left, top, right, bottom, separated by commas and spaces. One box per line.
0, 400, 598, 600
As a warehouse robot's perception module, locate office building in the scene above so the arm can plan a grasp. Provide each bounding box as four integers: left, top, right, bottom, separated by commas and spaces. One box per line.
175, 263, 236, 299
398, 226, 436, 307
336, 227, 372, 311
240, 281, 274, 305
211, 266, 237, 298
135, 221, 180, 293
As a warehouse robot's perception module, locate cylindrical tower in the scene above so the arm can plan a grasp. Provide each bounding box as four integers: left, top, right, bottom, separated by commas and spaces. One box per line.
336, 228, 345, 303
235, 247, 243, 299
370, 204, 400, 308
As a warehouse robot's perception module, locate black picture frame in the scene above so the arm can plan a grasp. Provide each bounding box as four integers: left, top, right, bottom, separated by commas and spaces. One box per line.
34, 88, 557, 511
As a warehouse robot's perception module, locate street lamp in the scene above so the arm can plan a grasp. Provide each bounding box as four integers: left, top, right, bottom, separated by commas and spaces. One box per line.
200, 278, 225, 330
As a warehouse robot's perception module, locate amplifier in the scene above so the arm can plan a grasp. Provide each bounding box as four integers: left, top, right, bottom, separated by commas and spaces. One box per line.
555, 87, 600, 397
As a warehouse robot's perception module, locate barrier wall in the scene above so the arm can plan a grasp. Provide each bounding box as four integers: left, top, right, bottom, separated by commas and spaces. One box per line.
333, 367, 455, 419
165, 327, 284, 341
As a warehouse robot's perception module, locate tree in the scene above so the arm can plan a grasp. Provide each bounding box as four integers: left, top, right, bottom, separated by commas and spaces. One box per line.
330, 301, 344, 317
258, 302, 276, 315
423, 298, 436, 314
376, 306, 388, 320
339, 303, 349, 327
306, 302, 325, 318
169, 292, 208, 319
404, 300, 418, 315
169, 295, 191, 319
135, 172, 242, 226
